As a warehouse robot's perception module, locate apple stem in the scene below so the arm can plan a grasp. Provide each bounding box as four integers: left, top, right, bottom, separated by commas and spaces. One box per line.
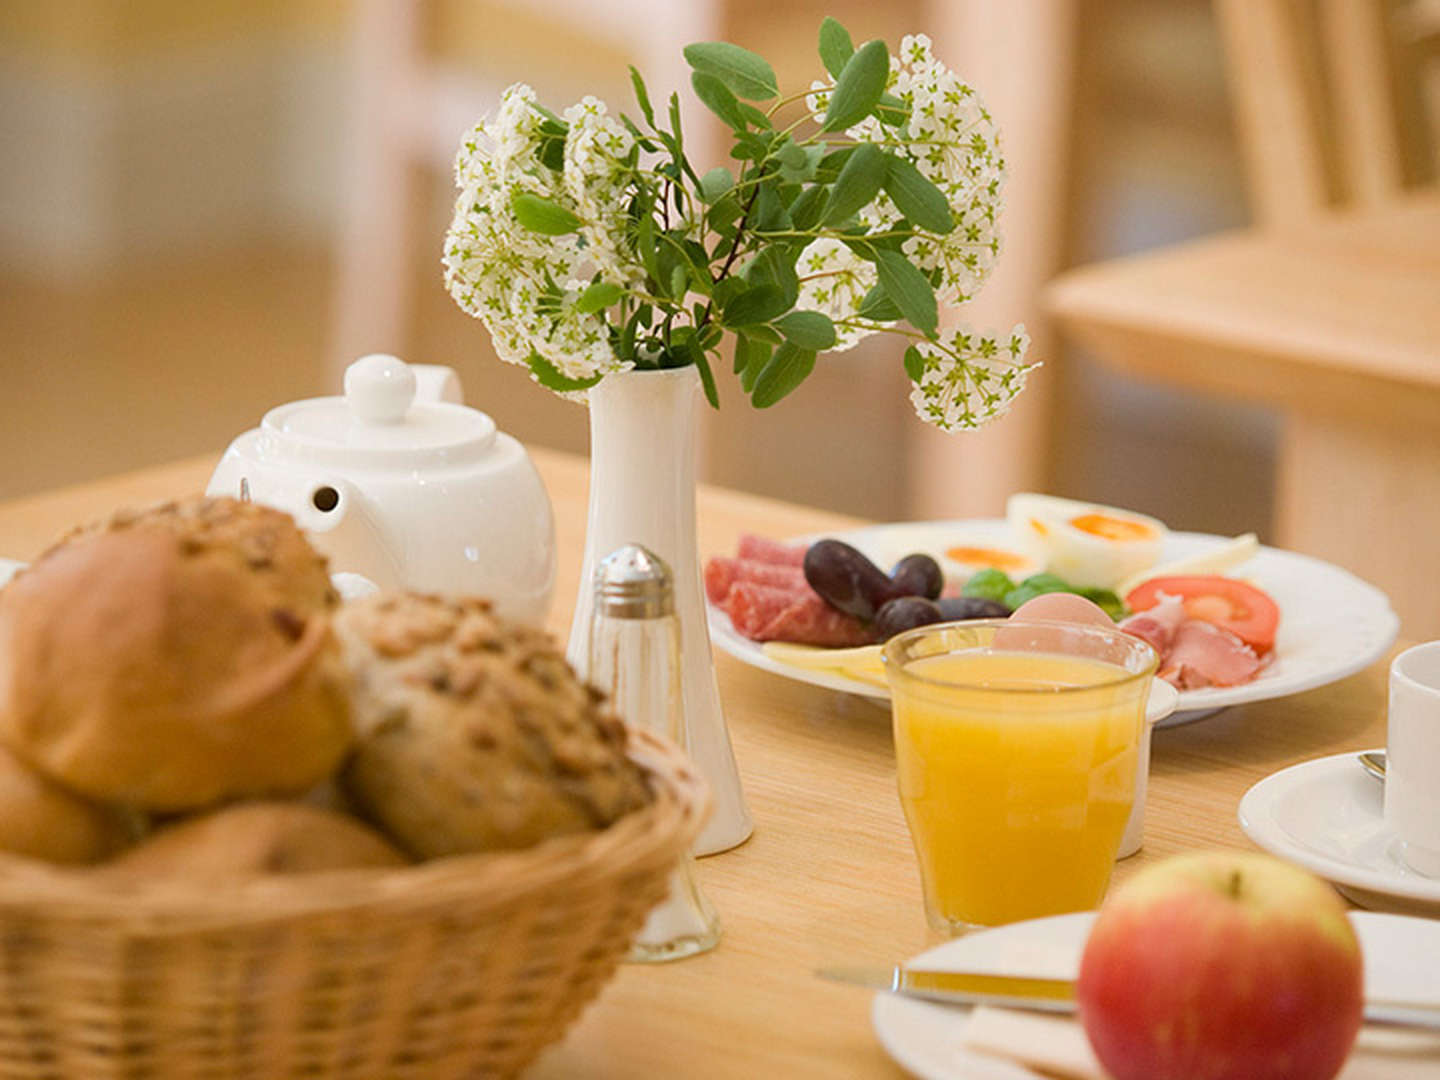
1226, 869, 1243, 899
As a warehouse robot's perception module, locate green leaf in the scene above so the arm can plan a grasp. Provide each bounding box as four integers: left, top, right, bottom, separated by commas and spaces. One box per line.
693, 348, 719, 408
746, 246, 799, 308
732, 331, 755, 374
903, 345, 925, 383
818, 17, 855, 79
752, 181, 791, 231
511, 193, 581, 235
667, 92, 685, 157
789, 185, 828, 230
683, 41, 778, 101
691, 71, 745, 130
875, 248, 938, 335
856, 283, 903, 321
669, 263, 688, 300
823, 38, 889, 132
575, 281, 624, 314
537, 134, 565, 171
712, 276, 748, 312
752, 342, 816, 407
730, 131, 772, 161
876, 92, 910, 127
738, 102, 771, 128
707, 191, 742, 233
779, 143, 825, 183
635, 212, 660, 286
700, 166, 735, 204
742, 323, 784, 346
737, 336, 773, 390
629, 65, 656, 127
775, 141, 808, 170
823, 142, 886, 224
774, 310, 837, 350
884, 155, 954, 234
722, 283, 789, 326
527, 352, 603, 393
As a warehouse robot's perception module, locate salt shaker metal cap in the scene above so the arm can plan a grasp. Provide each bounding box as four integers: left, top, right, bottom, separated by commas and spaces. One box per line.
595, 545, 673, 619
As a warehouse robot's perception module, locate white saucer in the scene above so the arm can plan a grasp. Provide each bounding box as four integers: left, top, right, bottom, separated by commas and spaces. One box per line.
871, 910, 1440, 1080
1239, 751, 1440, 916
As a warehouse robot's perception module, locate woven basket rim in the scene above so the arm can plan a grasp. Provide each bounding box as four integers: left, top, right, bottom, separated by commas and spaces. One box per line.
0, 726, 709, 931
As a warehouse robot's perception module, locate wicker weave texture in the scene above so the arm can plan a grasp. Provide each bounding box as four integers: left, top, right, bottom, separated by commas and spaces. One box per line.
0, 729, 705, 1079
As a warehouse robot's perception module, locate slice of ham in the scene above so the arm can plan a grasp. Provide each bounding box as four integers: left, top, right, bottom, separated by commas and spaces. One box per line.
704, 557, 808, 604
1158, 620, 1263, 690
736, 534, 808, 567
724, 581, 872, 647
1119, 595, 1187, 656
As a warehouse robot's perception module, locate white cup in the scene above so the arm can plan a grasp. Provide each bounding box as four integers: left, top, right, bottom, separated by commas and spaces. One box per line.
1385, 641, 1440, 877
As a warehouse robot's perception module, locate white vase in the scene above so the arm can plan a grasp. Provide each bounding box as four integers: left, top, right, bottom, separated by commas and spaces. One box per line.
566, 366, 753, 856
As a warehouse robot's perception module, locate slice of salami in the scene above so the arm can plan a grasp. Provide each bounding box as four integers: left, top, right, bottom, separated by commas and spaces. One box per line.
726, 582, 872, 647
704, 557, 808, 604
736, 534, 808, 567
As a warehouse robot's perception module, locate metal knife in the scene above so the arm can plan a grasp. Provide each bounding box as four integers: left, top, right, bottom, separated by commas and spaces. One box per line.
816, 965, 1440, 1031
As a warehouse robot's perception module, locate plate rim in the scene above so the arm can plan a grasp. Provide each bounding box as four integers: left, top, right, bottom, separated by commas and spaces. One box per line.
707, 521, 1399, 722
1238, 750, 1440, 906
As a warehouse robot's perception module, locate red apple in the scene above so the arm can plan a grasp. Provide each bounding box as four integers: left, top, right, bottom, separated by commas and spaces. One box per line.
1077, 851, 1363, 1080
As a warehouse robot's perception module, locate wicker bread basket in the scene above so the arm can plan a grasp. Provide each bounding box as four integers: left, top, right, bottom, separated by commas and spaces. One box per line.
0, 727, 707, 1080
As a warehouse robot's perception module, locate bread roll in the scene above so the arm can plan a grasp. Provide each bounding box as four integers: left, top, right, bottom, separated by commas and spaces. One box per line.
0, 497, 352, 811
0, 743, 130, 865
101, 802, 408, 879
336, 593, 652, 859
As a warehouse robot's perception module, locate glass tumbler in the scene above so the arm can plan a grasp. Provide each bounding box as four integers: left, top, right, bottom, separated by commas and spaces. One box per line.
883, 619, 1158, 934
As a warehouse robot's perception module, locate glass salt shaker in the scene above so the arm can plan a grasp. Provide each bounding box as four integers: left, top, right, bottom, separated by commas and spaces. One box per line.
590, 544, 721, 962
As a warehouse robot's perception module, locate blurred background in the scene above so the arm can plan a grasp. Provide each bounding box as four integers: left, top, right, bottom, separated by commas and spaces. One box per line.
2, 0, 1436, 539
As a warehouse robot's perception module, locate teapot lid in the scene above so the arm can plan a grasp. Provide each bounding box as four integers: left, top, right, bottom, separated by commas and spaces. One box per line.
258, 355, 497, 468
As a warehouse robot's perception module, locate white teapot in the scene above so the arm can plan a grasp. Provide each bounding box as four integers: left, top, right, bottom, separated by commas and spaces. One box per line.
207, 354, 555, 623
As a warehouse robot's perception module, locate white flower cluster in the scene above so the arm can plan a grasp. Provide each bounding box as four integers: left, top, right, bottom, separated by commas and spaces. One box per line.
908, 325, 1033, 432
797, 34, 1025, 431
443, 84, 636, 392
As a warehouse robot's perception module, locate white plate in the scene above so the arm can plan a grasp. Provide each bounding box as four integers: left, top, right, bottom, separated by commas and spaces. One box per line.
872, 909, 1440, 1080
0, 559, 21, 588
1240, 751, 1440, 917
707, 521, 1399, 727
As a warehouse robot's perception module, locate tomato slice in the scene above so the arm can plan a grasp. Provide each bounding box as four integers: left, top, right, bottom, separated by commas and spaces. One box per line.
1125, 575, 1279, 654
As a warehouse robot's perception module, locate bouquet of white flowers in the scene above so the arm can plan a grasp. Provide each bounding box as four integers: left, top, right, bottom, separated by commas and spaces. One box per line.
444, 18, 1034, 432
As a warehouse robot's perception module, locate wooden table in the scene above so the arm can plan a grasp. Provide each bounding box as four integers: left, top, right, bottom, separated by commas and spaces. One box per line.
0, 449, 1400, 1078
1045, 191, 1440, 642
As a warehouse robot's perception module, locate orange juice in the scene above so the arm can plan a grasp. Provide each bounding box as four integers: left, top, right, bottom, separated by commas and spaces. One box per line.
889, 646, 1147, 931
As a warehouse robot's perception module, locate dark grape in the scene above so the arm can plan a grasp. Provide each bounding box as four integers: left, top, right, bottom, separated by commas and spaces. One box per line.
803, 539, 894, 620
936, 595, 1011, 621
889, 553, 944, 600
873, 596, 945, 640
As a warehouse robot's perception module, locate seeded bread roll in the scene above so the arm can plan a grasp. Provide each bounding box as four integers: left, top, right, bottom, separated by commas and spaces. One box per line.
100, 802, 409, 880
0, 497, 352, 811
335, 593, 652, 859
0, 743, 131, 865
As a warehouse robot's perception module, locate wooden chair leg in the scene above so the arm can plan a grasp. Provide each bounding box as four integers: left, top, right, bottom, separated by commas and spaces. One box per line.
1276, 409, 1440, 638
330, 0, 424, 384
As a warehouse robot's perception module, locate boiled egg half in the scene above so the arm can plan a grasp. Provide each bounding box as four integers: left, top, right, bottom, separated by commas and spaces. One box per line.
1006, 493, 1167, 589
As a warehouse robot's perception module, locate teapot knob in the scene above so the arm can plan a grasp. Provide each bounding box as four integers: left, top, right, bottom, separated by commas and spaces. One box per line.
345, 354, 416, 424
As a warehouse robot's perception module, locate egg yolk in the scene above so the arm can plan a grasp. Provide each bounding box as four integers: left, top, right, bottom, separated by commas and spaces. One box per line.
1068, 513, 1156, 542
946, 546, 1033, 572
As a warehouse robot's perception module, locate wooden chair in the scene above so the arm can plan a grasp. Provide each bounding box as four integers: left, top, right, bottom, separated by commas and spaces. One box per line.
1045, 0, 1440, 637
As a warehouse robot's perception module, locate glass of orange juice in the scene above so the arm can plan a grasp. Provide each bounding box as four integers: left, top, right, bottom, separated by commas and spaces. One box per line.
883, 619, 1158, 934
